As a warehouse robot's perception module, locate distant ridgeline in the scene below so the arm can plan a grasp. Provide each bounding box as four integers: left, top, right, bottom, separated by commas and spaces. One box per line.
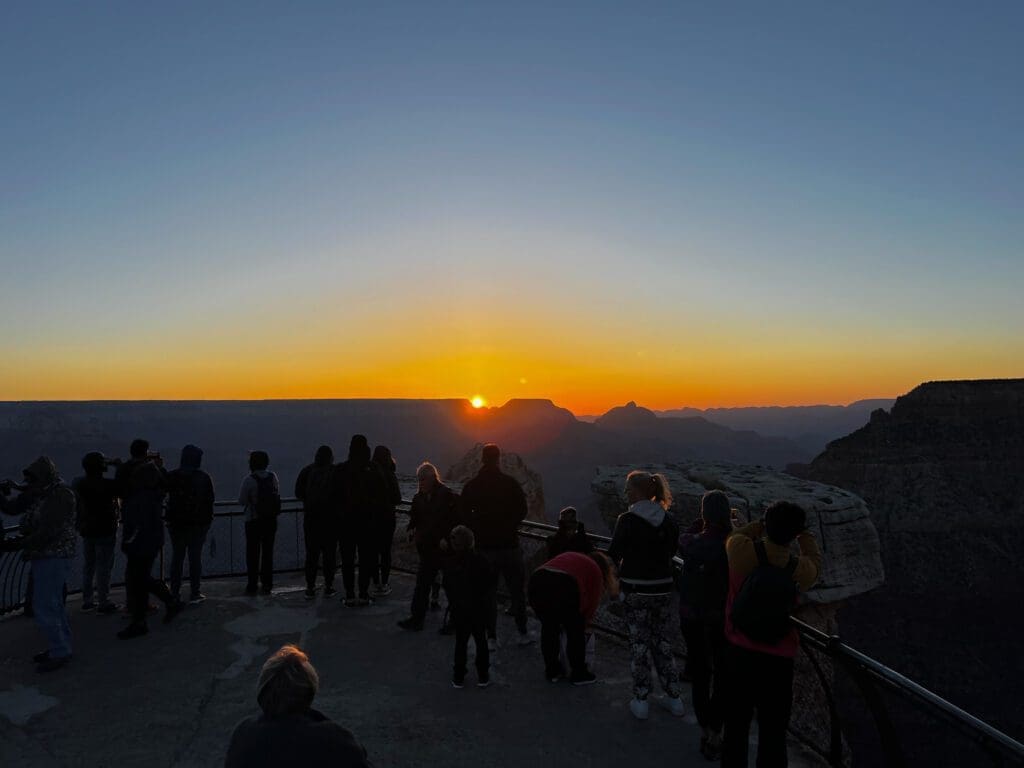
0, 397, 875, 514
800, 379, 1024, 754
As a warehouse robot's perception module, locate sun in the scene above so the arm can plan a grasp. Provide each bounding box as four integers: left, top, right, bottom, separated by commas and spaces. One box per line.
470, 395, 486, 409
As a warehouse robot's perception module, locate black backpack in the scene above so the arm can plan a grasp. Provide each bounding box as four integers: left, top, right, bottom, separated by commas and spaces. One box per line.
678, 535, 729, 621
730, 540, 798, 644
253, 473, 281, 520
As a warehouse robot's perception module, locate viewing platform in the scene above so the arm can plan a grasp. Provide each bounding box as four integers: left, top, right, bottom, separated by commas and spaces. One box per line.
0, 571, 826, 768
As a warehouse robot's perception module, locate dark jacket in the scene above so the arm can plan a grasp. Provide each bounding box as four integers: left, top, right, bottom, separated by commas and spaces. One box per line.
442, 549, 494, 622
608, 500, 679, 595
225, 709, 371, 768
332, 446, 387, 531
295, 461, 336, 518
458, 465, 528, 550
166, 445, 215, 529
677, 521, 729, 622
2, 457, 77, 560
407, 483, 460, 563
120, 460, 167, 558
375, 464, 402, 526
72, 475, 120, 538
545, 522, 594, 559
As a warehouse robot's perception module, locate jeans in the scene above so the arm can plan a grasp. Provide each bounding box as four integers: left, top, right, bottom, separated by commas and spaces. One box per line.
82, 534, 116, 605
169, 523, 210, 600
125, 552, 174, 624
245, 517, 277, 591
303, 513, 337, 590
32, 557, 72, 658
453, 612, 490, 682
681, 616, 727, 731
528, 568, 588, 678
339, 522, 375, 599
622, 592, 681, 701
721, 643, 795, 768
480, 546, 527, 637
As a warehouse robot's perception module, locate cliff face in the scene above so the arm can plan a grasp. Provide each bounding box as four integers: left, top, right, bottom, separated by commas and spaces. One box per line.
804, 379, 1024, 746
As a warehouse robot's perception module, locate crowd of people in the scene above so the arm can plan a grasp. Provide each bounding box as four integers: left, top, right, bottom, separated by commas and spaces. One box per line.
1, 438, 822, 767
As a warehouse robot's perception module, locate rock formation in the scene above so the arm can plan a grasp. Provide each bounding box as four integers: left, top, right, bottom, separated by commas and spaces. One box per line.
802, 379, 1024, 752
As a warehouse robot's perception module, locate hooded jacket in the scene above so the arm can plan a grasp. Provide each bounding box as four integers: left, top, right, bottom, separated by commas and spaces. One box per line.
6, 457, 77, 560
408, 483, 460, 563
607, 500, 679, 595
332, 439, 387, 530
166, 445, 216, 528
121, 460, 168, 558
295, 446, 336, 519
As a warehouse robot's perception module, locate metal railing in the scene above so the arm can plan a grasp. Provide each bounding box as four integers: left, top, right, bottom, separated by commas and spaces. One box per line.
3, 505, 1023, 767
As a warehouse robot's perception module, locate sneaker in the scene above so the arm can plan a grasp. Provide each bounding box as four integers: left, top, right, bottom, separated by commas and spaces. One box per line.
476, 677, 492, 689
81, 602, 96, 612
375, 583, 392, 596
323, 586, 337, 597
343, 595, 358, 607
451, 678, 465, 689
656, 696, 686, 717
305, 588, 317, 600
516, 632, 535, 646
355, 596, 373, 607
189, 593, 207, 605
629, 698, 650, 720
163, 600, 185, 624
397, 618, 424, 631
36, 655, 71, 673
97, 602, 121, 615
570, 671, 597, 686
118, 622, 149, 640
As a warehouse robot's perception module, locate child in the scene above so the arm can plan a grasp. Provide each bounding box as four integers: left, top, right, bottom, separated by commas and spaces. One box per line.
442, 525, 494, 688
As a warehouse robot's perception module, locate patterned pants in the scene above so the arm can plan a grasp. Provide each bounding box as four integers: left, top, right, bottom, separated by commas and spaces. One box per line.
623, 592, 681, 701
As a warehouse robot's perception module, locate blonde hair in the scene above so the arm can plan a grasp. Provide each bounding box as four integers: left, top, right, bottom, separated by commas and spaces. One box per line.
256, 645, 319, 717
416, 461, 441, 483
626, 470, 673, 510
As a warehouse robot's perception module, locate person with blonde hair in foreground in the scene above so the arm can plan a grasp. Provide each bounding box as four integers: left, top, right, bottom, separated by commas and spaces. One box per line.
225, 644, 371, 767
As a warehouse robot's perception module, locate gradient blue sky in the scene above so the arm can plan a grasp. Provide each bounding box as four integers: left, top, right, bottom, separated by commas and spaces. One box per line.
2, 3, 1021, 411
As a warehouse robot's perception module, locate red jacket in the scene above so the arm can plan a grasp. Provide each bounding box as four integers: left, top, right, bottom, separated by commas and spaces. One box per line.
540, 551, 604, 624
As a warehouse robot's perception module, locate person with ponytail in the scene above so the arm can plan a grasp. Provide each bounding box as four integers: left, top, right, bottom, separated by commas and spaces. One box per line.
607, 470, 685, 720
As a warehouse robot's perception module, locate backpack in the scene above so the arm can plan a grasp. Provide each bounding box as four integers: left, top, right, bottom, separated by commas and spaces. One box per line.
678, 534, 729, 621
730, 540, 798, 644
253, 473, 281, 520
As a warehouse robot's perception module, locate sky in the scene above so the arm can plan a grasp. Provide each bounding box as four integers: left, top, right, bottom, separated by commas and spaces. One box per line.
1, 2, 1022, 414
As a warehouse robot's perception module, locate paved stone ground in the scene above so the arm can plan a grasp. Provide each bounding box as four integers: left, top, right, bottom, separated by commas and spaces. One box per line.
0, 572, 824, 767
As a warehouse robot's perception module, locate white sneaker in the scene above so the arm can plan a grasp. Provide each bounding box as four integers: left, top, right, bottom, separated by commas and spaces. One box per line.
629, 698, 649, 720
656, 696, 686, 717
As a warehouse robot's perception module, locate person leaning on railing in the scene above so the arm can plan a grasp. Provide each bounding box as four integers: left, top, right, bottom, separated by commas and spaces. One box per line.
720, 501, 822, 768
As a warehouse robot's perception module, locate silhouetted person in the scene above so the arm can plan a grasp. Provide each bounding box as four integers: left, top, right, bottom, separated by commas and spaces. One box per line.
1, 457, 76, 671
608, 470, 684, 720
370, 445, 401, 597
677, 490, 732, 759
459, 443, 531, 646
118, 442, 180, 639
333, 435, 386, 606
166, 444, 216, 604
442, 525, 493, 688
238, 450, 281, 596
528, 550, 618, 685
545, 506, 594, 559
72, 452, 122, 614
721, 502, 822, 768
295, 445, 338, 599
225, 644, 371, 768
398, 462, 460, 631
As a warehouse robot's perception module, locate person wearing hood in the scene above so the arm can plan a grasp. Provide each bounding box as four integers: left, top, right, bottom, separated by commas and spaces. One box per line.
72, 452, 122, 614
295, 445, 338, 599
677, 490, 733, 759
238, 450, 282, 596
166, 444, 216, 605
545, 506, 594, 559
1, 456, 77, 671
607, 470, 684, 721
119, 443, 182, 639
332, 435, 386, 606
370, 445, 402, 597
